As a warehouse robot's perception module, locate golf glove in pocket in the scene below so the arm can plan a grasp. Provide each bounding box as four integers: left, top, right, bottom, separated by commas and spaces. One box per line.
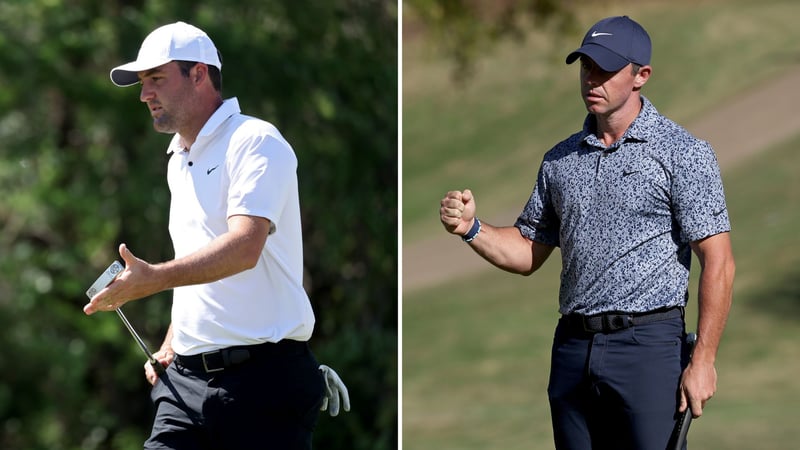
319, 364, 351, 416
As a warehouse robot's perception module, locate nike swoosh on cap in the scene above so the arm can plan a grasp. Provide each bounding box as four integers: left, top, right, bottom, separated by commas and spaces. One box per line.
591, 31, 613, 37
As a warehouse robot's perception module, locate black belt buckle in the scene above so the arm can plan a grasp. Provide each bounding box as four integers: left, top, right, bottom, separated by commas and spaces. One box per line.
603, 313, 631, 332
581, 316, 593, 333
580, 312, 632, 333
200, 348, 251, 373
201, 351, 225, 373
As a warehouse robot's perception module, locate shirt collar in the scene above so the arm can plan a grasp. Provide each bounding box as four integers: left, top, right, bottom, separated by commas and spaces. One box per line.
581, 95, 658, 149
166, 97, 241, 154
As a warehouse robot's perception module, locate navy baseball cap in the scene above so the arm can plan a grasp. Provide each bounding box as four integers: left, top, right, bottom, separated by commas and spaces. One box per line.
566, 16, 651, 72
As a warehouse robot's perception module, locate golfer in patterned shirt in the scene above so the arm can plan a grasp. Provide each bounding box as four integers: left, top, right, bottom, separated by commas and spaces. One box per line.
440, 16, 734, 449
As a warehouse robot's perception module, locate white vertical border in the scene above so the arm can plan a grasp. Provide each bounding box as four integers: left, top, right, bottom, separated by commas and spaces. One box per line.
396, 0, 404, 448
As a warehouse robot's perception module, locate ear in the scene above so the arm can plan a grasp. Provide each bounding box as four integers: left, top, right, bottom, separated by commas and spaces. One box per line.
191, 63, 208, 85
633, 65, 652, 89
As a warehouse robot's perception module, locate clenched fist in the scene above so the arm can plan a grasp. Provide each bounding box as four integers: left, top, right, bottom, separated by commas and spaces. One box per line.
440, 189, 477, 236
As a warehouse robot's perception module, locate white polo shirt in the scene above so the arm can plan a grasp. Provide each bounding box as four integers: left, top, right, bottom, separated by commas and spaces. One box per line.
165, 97, 315, 355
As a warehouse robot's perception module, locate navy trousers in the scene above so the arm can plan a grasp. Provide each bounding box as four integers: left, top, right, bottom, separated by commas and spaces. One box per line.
548, 316, 690, 450
144, 343, 325, 450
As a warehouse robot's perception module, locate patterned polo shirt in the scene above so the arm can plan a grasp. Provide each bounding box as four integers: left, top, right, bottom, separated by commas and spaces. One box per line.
515, 96, 730, 315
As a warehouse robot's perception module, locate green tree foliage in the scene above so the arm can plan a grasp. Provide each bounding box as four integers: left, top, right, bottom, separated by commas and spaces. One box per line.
405, 0, 580, 81
0, 0, 397, 448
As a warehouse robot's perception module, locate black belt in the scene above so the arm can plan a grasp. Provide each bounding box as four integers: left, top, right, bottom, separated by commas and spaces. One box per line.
175, 340, 308, 373
563, 306, 684, 334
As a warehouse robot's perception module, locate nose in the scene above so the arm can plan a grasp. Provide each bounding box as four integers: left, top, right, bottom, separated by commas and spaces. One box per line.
140, 82, 154, 103
583, 68, 601, 86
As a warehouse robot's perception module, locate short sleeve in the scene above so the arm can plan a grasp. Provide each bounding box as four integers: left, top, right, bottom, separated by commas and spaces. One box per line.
672, 140, 730, 242
515, 163, 560, 247
226, 125, 297, 235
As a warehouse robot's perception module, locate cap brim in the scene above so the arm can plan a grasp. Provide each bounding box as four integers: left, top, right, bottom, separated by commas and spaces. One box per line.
566, 43, 630, 72
109, 58, 173, 87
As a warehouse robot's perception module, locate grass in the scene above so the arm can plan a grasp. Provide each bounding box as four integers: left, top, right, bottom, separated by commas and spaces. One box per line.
402, 132, 800, 449
402, 0, 800, 448
403, 0, 800, 242
403, 268, 561, 449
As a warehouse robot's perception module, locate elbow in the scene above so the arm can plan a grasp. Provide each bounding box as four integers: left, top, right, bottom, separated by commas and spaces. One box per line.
714, 255, 736, 293
241, 252, 261, 271
490, 259, 535, 276
519, 266, 545, 277
518, 255, 547, 276
721, 249, 736, 284
504, 260, 541, 276
505, 258, 545, 277
726, 258, 736, 290
235, 244, 263, 272
235, 231, 268, 272
227, 215, 270, 272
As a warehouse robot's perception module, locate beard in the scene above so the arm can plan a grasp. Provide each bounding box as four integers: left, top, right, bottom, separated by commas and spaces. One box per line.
152, 110, 178, 134
147, 84, 193, 134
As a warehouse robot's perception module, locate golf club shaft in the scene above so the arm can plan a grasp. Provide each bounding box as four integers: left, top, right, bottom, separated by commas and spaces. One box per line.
671, 333, 697, 450
115, 307, 165, 375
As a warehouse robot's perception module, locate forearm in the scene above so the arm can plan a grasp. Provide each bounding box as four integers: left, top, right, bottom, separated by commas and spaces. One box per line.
693, 261, 734, 364
159, 323, 174, 353
439, 190, 553, 274
83, 216, 270, 315
151, 214, 270, 293
691, 233, 735, 365
465, 221, 551, 275
156, 231, 261, 289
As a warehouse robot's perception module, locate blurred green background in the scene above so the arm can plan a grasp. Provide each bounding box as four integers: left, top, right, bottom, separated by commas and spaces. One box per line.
403, 0, 800, 449
0, 1, 397, 449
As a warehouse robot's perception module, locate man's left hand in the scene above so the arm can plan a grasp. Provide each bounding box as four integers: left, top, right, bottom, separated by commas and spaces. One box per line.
679, 359, 717, 418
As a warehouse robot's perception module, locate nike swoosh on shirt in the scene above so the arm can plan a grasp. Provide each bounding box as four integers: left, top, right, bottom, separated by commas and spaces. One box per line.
712, 208, 727, 217
207, 165, 220, 175
591, 31, 613, 37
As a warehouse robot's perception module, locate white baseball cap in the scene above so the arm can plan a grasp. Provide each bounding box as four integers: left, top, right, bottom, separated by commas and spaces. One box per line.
110, 21, 222, 87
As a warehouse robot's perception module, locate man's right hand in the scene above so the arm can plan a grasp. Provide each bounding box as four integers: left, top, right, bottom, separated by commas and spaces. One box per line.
144, 348, 175, 385
440, 189, 477, 236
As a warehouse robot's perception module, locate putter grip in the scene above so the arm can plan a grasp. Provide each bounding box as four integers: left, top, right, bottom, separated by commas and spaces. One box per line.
150, 359, 166, 376
670, 332, 697, 450
672, 409, 692, 450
